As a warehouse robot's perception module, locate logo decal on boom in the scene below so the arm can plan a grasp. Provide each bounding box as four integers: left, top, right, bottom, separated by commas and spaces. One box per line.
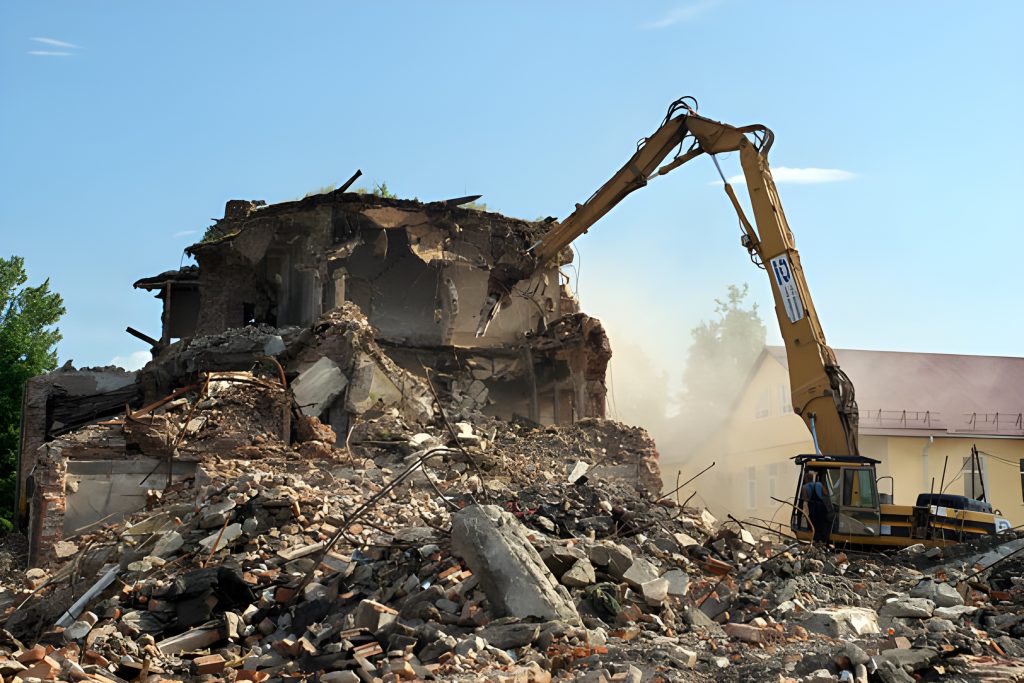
769, 253, 805, 323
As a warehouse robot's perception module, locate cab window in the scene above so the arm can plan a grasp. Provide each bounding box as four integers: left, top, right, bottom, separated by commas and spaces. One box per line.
842, 468, 877, 508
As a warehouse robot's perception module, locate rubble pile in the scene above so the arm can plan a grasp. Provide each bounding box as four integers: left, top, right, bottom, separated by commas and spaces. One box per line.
3, 309, 1024, 681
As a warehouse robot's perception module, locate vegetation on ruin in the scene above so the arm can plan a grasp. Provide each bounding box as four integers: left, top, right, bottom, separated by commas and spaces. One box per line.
0, 256, 65, 531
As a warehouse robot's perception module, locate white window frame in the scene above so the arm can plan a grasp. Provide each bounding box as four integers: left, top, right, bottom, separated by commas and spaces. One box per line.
746, 466, 757, 509
963, 455, 988, 499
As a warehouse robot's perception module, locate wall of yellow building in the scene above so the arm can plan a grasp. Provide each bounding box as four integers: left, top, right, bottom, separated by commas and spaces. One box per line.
660, 353, 812, 529
659, 353, 1024, 532
864, 434, 1024, 527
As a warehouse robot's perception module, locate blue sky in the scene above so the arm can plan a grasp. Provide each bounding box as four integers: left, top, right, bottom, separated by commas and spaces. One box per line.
2, 2, 1022, 403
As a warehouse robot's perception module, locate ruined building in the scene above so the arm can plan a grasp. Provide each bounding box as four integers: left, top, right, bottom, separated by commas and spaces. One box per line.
16, 189, 613, 564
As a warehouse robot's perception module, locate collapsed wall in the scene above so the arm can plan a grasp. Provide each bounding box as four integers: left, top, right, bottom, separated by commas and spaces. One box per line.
16, 189, 618, 565
135, 191, 611, 425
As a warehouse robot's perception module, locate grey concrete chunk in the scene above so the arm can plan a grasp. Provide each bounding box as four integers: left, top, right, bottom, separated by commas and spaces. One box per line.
662, 569, 690, 597
561, 558, 596, 588
933, 604, 977, 619
587, 542, 633, 579
292, 356, 347, 417
641, 577, 670, 606
802, 607, 880, 637
198, 523, 241, 553
541, 545, 586, 577
451, 505, 580, 625
353, 599, 398, 633
874, 647, 939, 673
622, 557, 659, 590
478, 622, 541, 650
910, 578, 963, 608
152, 531, 184, 558
879, 597, 934, 619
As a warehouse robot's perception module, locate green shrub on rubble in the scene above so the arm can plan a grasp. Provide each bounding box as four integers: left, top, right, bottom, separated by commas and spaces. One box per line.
0, 256, 65, 531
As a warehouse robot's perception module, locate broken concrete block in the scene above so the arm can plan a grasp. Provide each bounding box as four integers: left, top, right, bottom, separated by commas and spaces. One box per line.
641, 577, 670, 606
346, 354, 405, 414
320, 672, 361, 683
354, 599, 398, 632
588, 543, 633, 579
199, 523, 242, 553
292, 356, 348, 417
561, 558, 596, 588
541, 545, 586, 577
621, 558, 659, 590
933, 604, 977, 619
878, 597, 934, 619
479, 622, 541, 650
53, 540, 78, 559
153, 530, 184, 558
451, 505, 580, 625
157, 624, 225, 654
668, 645, 697, 668
662, 569, 689, 597
567, 461, 589, 484
63, 619, 93, 641
199, 499, 237, 529
672, 531, 699, 548
802, 607, 880, 637
454, 635, 487, 656
874, 647, 939, 675
909, 578, 963, 608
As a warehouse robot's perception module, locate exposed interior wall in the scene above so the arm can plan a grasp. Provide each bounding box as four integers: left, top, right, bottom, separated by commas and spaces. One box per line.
176, 193, 609, 428
166, 287, 200, 339
18, 366, 140, 525
64, 459, 197, 536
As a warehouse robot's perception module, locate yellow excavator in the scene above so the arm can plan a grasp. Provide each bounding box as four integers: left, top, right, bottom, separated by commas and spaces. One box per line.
480, 96, 1009, 548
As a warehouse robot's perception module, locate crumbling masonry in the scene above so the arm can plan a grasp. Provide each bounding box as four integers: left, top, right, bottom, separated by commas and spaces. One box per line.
17, 190, 613, 565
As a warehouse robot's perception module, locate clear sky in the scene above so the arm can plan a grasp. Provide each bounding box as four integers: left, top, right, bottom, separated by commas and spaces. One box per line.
2, 2, 1022, 405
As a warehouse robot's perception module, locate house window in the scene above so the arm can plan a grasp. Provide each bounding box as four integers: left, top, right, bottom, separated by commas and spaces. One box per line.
754, 389, 771, 419
778, 385, 792, 414
746, 467, 757, 509
768, 463, 780, 501
963, 455, 987, 500
1019, 459, 1024, 503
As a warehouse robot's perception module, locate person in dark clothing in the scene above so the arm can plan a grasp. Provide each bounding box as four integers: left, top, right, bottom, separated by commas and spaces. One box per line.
801, 470, 833, 543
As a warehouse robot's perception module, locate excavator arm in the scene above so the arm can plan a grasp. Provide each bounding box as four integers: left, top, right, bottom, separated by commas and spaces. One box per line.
489, 97, 859, 456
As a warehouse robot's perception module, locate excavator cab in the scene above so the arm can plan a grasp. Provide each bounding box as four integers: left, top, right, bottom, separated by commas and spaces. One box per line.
791, 455, 882, 540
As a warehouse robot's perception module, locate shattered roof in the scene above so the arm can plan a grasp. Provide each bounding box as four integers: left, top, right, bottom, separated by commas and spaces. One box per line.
132, 266, 200, 291
185, 190, 549, 257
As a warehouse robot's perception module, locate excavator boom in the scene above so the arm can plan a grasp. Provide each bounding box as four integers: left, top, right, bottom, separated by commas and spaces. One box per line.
510, 98, 860, 456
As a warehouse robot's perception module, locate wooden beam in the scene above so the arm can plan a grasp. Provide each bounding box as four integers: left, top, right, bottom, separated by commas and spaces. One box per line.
125, 326, 160, 347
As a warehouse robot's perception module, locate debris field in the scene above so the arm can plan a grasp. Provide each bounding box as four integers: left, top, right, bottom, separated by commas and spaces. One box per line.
3, 193, 1024, 682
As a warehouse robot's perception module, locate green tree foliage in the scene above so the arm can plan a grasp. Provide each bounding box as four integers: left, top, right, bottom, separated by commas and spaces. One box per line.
0, 257, 65, 529
674, 284, 766, 454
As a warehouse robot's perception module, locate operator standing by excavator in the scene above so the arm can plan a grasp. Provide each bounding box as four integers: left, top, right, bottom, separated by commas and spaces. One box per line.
801, 471, 833, 544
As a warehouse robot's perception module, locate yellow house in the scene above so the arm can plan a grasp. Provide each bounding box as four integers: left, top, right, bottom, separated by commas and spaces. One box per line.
662, 347, 1024, 531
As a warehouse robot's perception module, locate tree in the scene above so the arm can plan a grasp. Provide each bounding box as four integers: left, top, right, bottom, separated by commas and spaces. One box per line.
673, 284, 766, 456
0, 257, 65, 529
